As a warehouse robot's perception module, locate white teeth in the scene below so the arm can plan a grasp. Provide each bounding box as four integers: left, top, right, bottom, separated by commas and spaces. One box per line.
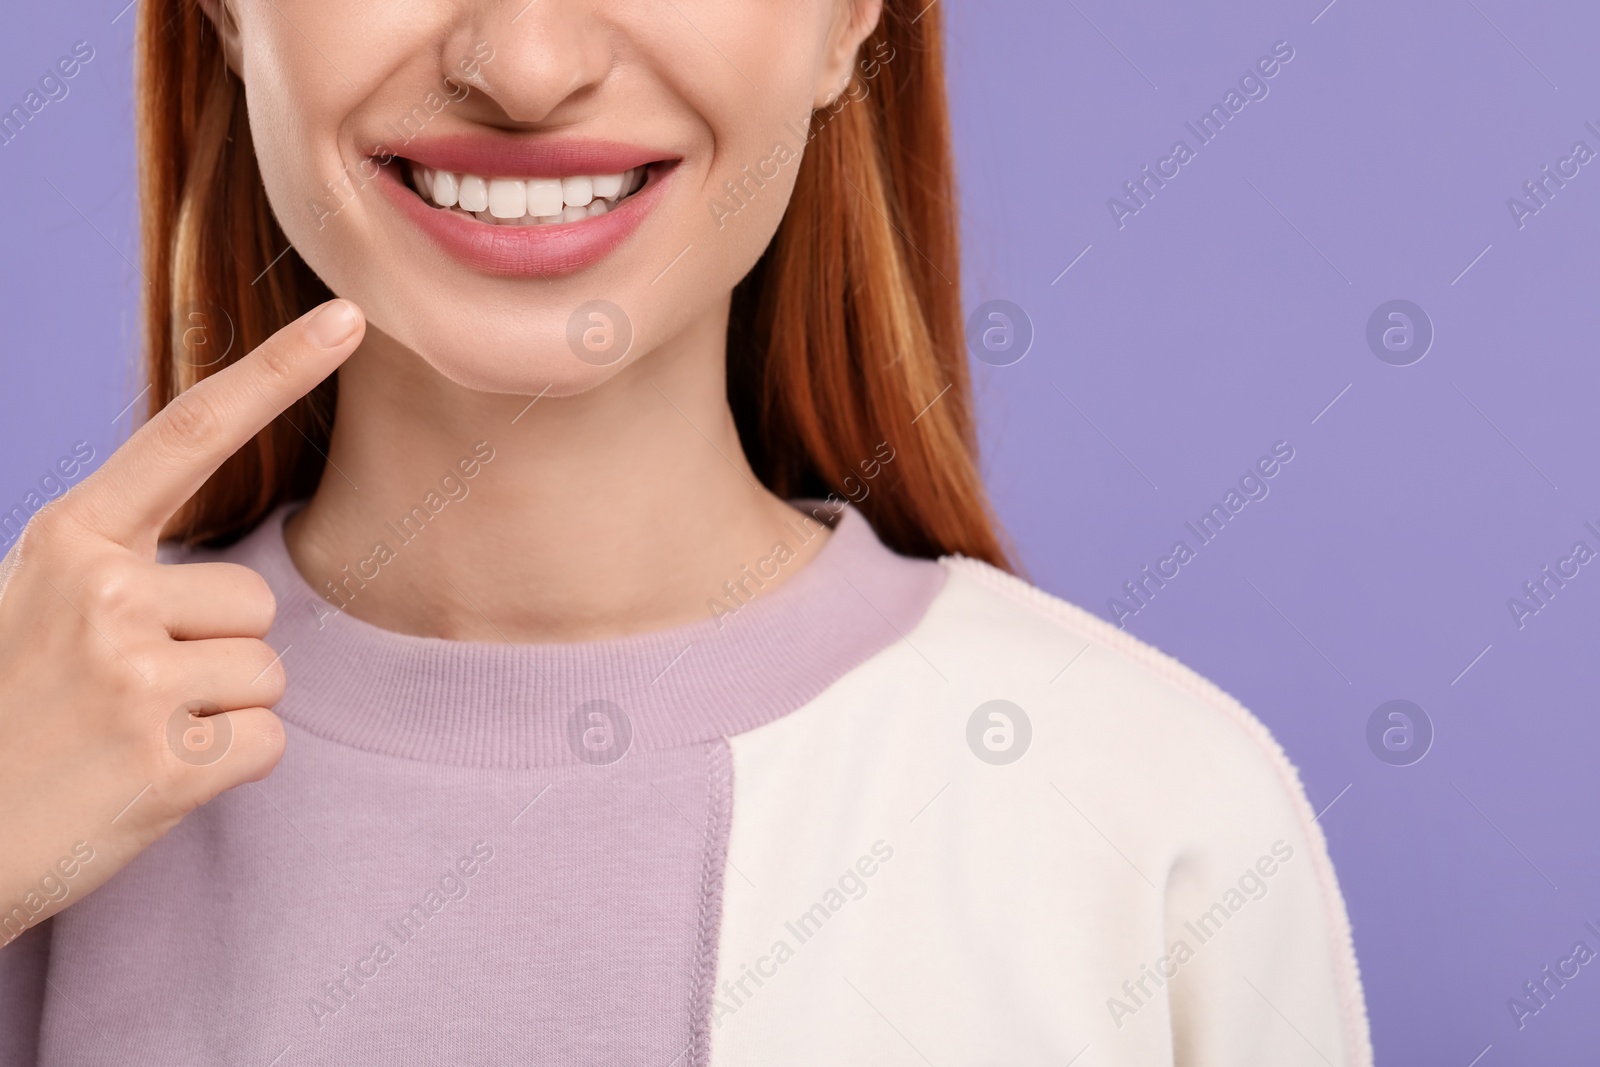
487, 178, 526, 218
431, 170, 459, 208
408, 163, 649, 224
457, 174, 489, 212
561, 175, 594, 208
525, 177, 563, 218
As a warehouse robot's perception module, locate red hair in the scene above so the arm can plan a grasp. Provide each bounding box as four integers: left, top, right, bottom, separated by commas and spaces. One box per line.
136, 0, 1013, 569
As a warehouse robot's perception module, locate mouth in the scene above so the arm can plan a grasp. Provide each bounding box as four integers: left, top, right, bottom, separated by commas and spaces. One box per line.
371, 137, 679, 277
403, 161, 651, 226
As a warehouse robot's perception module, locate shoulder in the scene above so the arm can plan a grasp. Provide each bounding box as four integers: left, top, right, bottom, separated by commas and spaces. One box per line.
730, 554, 1372, 1061
904, 558, 1368, 1056
752, 548, 1333, 851
921, 555, 1316, 809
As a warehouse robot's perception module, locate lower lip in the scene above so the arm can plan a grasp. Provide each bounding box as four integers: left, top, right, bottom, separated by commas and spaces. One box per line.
375, 161, 673, 277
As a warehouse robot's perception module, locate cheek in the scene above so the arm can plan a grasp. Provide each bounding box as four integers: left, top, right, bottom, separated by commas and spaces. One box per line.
685, 17, 822, 214
242, 11, 390, 276
653, 15, 822, 304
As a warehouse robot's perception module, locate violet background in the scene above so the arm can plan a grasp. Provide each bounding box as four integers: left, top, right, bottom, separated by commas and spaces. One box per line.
3, 0, 1597, 1061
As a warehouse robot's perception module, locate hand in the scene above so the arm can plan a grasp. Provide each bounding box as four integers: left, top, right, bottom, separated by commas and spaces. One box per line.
0, 299, 365, 949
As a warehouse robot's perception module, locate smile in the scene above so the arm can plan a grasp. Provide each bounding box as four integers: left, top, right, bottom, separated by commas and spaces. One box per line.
372, 136, 678, 277
404, 161, 649, 227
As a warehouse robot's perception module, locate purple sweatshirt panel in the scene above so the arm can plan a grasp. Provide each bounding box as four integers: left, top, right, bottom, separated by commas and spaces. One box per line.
0, 500, 945, 1066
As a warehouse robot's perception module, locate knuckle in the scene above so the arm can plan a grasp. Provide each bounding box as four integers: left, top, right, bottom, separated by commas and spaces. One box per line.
241, 712, 288, 782
254, 338, 297, 386
236, 566, 278, 629
12, 497, 82, 553
127, 652, 170, 692
155, 391, 220, 454
19, 498, 65, 539
250, 643, 287, 697
194, 563, 278, 634
78, 559, 143, 619
257, 712, 288, 763
4, 514, 53, 568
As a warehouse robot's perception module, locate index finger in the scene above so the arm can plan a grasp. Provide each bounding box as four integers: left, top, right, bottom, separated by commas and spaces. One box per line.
77, 299, 365, 547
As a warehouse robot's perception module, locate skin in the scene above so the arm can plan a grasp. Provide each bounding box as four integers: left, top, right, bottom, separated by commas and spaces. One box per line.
250, 0, 880, 640
0, 0, 882, 942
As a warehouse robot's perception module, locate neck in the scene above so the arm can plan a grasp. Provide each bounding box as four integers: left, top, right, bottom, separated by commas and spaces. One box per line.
283, 305, 827, 643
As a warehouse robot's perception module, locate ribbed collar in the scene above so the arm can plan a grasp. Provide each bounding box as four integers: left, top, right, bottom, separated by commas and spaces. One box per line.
205, 499, 946, 768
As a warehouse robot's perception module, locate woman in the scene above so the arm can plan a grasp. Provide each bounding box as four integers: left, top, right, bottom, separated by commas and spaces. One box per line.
0, 0, 1370, 1063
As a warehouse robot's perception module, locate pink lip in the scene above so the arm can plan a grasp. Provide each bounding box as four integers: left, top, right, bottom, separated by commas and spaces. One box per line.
368, 137, 679, 278
379, 134, 669, 179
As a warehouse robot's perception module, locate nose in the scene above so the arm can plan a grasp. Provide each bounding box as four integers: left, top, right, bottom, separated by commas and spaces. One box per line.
445, 0, 614, 126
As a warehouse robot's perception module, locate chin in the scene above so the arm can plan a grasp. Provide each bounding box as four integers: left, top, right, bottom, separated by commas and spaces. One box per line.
370, 311, 641, 397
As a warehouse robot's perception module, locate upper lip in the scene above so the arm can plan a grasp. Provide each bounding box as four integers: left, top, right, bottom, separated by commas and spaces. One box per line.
369, 133, 677, 178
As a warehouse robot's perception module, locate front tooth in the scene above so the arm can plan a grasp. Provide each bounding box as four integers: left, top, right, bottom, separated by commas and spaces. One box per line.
431, 170, 460, 208
561, 176, 594, 208
525, 178, 563, 217
458, 174, 489, 212
488, 178, 526, 218
533, 214, 564, 226
586, 199, 610, 217
591, 173, 624, 199
561, 205, 587, 223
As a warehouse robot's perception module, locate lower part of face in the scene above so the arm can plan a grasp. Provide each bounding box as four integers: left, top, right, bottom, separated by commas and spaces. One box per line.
239, 0, 845, 395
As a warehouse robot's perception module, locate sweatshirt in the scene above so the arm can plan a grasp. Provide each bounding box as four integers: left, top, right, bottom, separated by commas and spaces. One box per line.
0, 498, 1371, 1065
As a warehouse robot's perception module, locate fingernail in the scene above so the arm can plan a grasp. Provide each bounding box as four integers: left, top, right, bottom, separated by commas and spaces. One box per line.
305, 300, 360, 348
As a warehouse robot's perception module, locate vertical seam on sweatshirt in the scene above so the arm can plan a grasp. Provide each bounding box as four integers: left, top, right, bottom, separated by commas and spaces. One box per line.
687, 737, 734, 1067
